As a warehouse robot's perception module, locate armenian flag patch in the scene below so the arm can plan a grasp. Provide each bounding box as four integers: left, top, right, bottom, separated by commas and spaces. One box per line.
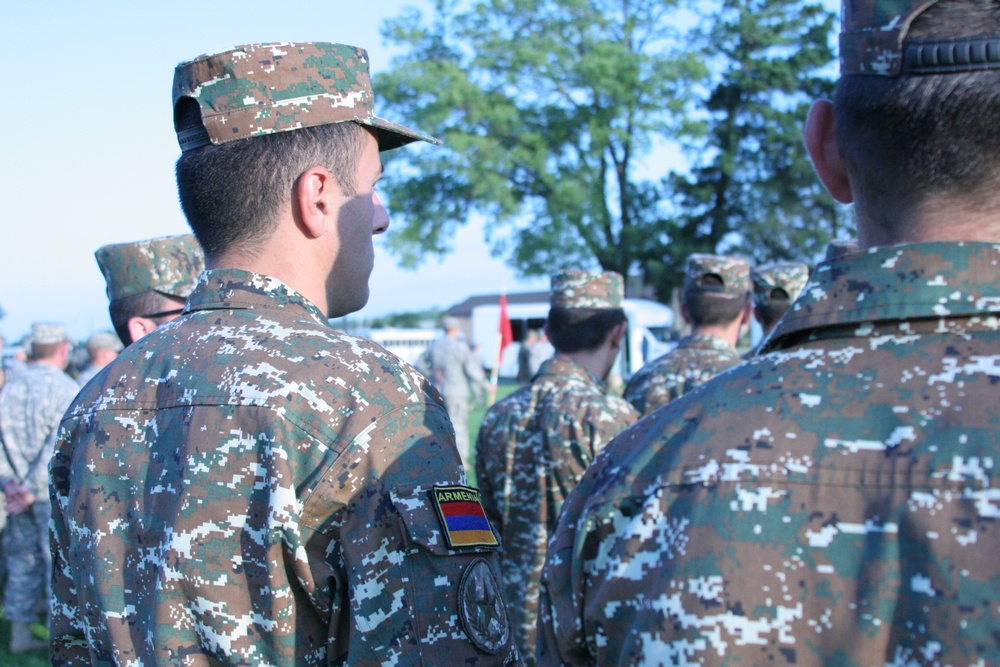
431, 485, 499, 549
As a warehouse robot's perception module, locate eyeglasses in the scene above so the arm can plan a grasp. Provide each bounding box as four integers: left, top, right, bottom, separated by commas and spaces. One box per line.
139, 308, 185, 320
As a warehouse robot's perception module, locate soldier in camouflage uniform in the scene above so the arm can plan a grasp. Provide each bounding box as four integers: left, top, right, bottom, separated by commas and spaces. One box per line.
623, 253, 751, 415
51, 43, 519, 666
95, 233, 205, 346
750, 261, 810, 337
537, 2, 1000, 665
0, 323, 79, 652
416, 316, 487, 465
475, 270, 639, 666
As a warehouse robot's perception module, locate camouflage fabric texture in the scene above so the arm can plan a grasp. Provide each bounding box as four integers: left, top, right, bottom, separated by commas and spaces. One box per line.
685, 253, 750, 296
94, 234, 205, 301
623, 333, 743, 416
51, 268, 520, 666
475, 357, 639, 666
29, 321, 68, 345
839, 0, 936, 76
538, 241, 1000, 666
0, 362, 78, 622
751, 261, 810, 306
549, 270, 624, 309
173, 42, 440, 152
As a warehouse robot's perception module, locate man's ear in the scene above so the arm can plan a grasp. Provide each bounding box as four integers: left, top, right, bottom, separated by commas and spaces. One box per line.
804, 100, 853, 204
127, 316, 158, 344
294, 166, 340, 239
610, 321, 628, 349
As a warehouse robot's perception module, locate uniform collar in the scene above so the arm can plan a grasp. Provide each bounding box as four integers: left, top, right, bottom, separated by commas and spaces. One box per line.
184, 268, 331, 328
762, 241, 1000, 353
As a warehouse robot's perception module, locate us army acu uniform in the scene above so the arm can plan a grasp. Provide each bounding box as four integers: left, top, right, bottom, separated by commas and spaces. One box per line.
475, 270, 639, 666
623, 253, 750, 415
0, 324, 78, 629
416, 316, 487, 464
51, 43, 518, 666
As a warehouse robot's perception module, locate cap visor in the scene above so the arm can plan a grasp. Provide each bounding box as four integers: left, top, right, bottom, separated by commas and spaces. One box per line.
362, 116, 441, 151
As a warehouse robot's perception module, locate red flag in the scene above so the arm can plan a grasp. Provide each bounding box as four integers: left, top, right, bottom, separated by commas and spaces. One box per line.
498, 293, 513, 354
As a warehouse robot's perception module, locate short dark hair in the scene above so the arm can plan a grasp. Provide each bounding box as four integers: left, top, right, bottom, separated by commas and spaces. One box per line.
755, 295, 792, 331
546, 307, 626, 354
683, 277, 748, 327
174, 99, 368, 260
834, 0, 1000, 235
108, 291, 173, 346
30, 341, 64, 361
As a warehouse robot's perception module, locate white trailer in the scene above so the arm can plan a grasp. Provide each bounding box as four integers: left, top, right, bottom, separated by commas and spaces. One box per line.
471, 298, 675, 380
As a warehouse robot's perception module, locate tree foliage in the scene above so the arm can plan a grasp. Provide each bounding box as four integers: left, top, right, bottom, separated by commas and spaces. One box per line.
376, 0, 845, 301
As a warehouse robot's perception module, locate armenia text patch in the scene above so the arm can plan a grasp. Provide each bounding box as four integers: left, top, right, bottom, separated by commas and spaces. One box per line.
431, 485, 499, 549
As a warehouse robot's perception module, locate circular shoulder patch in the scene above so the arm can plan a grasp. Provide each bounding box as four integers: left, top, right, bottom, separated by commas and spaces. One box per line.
458, 557, 511, 654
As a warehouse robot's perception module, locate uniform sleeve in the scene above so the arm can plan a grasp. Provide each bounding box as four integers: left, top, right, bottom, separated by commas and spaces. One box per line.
318, 400, 521, 666
49, 419, 93, 666
25, 378, 79, 496
536, 479, 593, 666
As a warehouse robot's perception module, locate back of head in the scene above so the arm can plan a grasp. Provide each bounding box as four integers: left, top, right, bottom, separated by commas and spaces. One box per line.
29, 322, 68, 362
86, 331, 124, 357
172, 42, 439, 261
682, 254, 751, 327
751, 261, 811, 330
547, 270, 626, 353
96, 235, 205, 345
835, 0, 1000, 234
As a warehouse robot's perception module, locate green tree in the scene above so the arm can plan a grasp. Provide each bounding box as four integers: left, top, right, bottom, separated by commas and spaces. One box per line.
650, 0, 844, 297
376, 0, 841, 300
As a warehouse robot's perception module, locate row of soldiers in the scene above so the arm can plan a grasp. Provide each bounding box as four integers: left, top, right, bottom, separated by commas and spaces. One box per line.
474, 254, 817, 665
1, 1, 997, 663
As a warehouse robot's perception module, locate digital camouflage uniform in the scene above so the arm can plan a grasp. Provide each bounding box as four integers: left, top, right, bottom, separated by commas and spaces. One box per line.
51, 43, 517, 666
538, 241, 1000, 665
624, 254, 750, 416
0, 323, 79, 624
52, 270, 518, 666
475, 270, 639, 666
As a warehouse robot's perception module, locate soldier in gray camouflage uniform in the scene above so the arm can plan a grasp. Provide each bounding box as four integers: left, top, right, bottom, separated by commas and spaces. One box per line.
51, 42, 519, 666
0, 323, 79, 653
416, 316, 487, 465
95, 233, 205, 346
475, 270, 639, 666
538, 2, 1000, 665
623, 253, 751, 416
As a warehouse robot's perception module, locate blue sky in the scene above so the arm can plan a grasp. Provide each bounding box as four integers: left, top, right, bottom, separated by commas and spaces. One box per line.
0, 0, 547, 342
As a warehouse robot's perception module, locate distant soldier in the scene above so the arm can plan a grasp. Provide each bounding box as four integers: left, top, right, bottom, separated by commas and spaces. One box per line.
95, 233, 205, 346
749, 260, 810, 342
623, 253, 751, 415
416, 316, 487, 463
538, 0, 1000, 664
475, 269, 639, 666
516, 329, 538, 384
0, 323, 79, 652
75, 331, 123, 386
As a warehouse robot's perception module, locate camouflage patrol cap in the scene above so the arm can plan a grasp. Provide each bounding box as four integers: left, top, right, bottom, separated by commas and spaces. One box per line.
550, 270, 624, 309
86, 331, 124, 354
684, 254, 751, 297
173, 42, 441, 152
31, 322, 68, 346
841, 0, 1000, 77
95, 234, 205, 302
751, 261, 810, 306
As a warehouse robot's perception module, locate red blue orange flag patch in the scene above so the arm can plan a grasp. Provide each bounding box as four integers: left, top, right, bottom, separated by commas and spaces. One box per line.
431, 485, 499, 549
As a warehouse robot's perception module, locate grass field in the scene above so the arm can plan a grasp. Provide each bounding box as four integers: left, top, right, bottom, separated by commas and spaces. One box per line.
0, 381, 522, 664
